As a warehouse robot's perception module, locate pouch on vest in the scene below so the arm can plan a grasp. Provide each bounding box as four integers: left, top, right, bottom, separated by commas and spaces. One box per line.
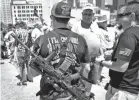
51, 30, 76, 75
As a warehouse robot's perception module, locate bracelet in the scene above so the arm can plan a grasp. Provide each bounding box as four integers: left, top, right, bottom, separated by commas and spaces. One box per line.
100, 60, 105, 66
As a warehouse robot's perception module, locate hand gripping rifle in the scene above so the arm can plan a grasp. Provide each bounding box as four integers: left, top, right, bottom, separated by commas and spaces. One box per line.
11, 33, 90, 100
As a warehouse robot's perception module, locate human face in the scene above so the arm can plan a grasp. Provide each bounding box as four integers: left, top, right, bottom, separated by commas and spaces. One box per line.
117, 6, 132, 30
82, 9, 94, 24
99, 21, 107, 28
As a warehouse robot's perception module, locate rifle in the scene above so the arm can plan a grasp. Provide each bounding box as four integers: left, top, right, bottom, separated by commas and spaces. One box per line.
11, 33, 90, 100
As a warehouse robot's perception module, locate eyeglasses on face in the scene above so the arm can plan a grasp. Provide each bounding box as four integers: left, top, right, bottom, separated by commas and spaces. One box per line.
28, 27, 33, 29
117, 12, 131, 18
82, 13, 94, 16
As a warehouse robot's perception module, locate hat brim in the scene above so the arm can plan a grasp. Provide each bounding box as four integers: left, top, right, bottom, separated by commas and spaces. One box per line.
82, 7, 94, 11
53, 14, 75, 18
97, 20, 107, 23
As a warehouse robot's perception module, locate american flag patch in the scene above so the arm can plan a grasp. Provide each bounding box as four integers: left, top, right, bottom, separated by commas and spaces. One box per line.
119, 48, 132, 56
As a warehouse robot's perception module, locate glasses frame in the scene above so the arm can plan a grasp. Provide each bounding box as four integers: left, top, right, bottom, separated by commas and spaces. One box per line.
82, 13, 94, 16
117, 12, 132, 18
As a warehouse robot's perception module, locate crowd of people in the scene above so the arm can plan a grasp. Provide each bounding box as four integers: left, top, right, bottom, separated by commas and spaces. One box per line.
0, 0, 139, 100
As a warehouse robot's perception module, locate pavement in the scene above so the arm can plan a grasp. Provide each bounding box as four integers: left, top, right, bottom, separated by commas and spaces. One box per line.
1, 59, 109, 100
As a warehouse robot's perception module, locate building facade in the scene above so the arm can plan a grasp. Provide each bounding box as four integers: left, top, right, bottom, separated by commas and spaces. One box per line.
113, 0, 126, 10
11, 0, 42, 24
1, 0, 12, 24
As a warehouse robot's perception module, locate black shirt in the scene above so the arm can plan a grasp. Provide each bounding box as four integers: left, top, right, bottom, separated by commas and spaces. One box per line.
33, 28, 90, 64
110, 26, 139, 94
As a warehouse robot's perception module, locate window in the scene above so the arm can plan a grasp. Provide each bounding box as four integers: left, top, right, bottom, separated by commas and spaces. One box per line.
26, 6, 29, 8
39, 10, 42, 12
22, 10, 25, 13
27, 14, 30, 17
14, 10, 16, 13
17, 6, 21, 9
14, 6, 16, 9
18, 10, 21, 13
22, 6, 25, 9
96, 9, 100, 14
22, 14, 26, 17
26, 10, 29, 13
18, 14, 21, 17
31, 6, 33, 8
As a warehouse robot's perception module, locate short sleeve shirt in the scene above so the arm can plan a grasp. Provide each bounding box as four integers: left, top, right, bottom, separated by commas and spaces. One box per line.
16, 28, 28, 53
33, 28, 90, 63
110, 26, 139, 94
71, 20, 101, 58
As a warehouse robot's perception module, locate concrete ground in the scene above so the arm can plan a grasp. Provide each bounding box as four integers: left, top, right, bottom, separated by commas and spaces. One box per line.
1, 59, 109, 100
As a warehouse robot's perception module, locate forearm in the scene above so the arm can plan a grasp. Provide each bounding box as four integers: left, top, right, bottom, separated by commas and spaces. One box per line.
101, 60, 112, 68
101, 59, 129, 72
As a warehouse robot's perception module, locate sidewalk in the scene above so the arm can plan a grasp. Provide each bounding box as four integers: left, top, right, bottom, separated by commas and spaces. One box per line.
1, 59, 108, 100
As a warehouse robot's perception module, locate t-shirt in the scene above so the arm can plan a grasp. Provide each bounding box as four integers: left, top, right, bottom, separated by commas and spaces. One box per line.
32, 28, 43, 41
99, 28, 114, 50
71, 20, 101, 58
15, 28, 28, 56
110, 26, 139, 94
33, 28, 90, 64
4, 31, 15, 44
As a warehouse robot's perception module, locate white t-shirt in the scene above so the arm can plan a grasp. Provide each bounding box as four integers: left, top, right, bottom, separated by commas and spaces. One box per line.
71, 20, 101, 57
99, 28, 115, 50
32, 28, 43, 41
5, 31, 15, 42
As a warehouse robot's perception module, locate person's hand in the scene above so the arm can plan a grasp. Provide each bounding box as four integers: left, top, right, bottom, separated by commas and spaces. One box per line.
95, 55, 105, 63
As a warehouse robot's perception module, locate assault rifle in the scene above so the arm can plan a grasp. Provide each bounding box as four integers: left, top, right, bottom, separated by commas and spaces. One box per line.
11, 33, 90, 100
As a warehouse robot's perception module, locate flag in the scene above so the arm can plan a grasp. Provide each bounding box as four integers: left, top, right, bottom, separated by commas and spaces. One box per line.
119, 48, 132, 56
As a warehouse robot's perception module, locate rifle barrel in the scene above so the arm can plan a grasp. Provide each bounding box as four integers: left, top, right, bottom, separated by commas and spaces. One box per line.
11, 33, 36, 57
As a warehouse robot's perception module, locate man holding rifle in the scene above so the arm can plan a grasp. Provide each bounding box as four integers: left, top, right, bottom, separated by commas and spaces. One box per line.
31, 1, 94, 100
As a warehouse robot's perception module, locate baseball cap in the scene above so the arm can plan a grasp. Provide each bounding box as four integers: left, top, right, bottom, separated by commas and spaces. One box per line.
118, 1, 139, 15
82, 3, 95, 11
51, 1, 74, 18
97, 15, 108, 23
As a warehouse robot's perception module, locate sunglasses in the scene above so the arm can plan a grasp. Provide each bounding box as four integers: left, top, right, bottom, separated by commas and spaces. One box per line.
117, 12, 131, 18
28, 27, 33, 29
82, 13, 94, 16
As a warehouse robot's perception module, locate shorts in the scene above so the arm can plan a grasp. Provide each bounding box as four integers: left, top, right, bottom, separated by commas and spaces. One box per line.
106, 84, 139, 100
106, 84, 118, 100
110, 90, 139, 100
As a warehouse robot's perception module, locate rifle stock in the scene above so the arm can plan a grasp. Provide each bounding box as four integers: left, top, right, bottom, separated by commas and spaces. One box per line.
11, 33, 90, 100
